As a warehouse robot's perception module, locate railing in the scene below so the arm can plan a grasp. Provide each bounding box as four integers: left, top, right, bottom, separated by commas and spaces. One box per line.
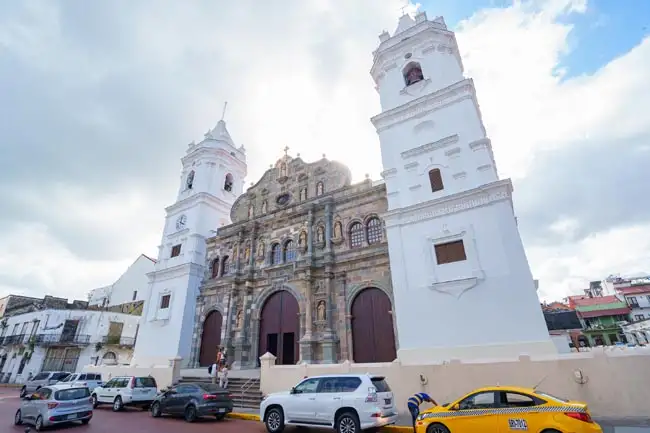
35, 333, 91, 345
102, 336, 135, 346
238, 377, 256, 408
4, 334, 26, 345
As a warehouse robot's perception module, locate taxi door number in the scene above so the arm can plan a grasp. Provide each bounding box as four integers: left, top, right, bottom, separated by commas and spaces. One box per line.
508, 418, 528, 431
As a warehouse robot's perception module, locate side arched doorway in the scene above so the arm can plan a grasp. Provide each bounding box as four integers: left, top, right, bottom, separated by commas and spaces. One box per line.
351, 287, 397, 363
199, 311, 223, 366
259, 290, 300, 365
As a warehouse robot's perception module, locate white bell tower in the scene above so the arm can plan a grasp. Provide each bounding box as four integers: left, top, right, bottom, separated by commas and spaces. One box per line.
372, 10, 556, 364
132, 115, 247, 367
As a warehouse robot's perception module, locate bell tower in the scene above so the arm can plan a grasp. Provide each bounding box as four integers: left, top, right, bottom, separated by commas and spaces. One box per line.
372, 9, 556, 364
132, 114, 247, 368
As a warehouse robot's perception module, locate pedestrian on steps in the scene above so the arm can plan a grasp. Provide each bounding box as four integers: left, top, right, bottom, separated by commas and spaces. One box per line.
209, 361, 218, 384
219, 363, 229, 389
407, 392, 436, 433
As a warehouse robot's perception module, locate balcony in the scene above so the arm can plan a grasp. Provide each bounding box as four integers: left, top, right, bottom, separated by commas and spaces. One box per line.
34, 333, 91, 346
102, 336, 135, 347
4, 334, 26, 345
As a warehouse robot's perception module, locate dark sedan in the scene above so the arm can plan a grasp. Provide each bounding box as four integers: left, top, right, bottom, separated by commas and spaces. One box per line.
150, 382, 233, 423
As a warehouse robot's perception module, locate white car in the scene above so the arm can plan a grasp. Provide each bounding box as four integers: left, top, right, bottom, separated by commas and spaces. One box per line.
57, 373, 104, 392
90, 376, 158, 411
260, 374, 398, 433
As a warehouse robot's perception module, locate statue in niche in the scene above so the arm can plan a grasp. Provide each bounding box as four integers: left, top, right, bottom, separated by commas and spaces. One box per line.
261, 200, 267, 214
248, 205, 254, 219
333, 221, 342, 239
236, 310, 243, 329
300, 188, 307, 201
299, 231, 307, 249
316, 182, 324, 196
317, 301, 326, 321
244, 243, 251, 261
280, 163, 287, 178
316, 226, 325, 243
257, 240, 265, 259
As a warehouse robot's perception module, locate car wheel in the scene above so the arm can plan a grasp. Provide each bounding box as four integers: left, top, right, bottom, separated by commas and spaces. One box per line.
91, 394, 99, 408
184, 405, 197, 423
215, 413, 226, 421
19, 387, 26, 398
81, 418, 90, 425
265, 407, 285, 433
336, 411, 360, 433
426, 423, 451, 433
151, 402, 162, 418
14, 409, 23, 425
112, 396, 123, 412
35, 415, 44, 431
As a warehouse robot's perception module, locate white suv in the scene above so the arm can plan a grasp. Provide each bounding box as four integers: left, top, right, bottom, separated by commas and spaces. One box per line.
57, 372, 104, 392
90, 376, 158, 411
260, 374, 398, 433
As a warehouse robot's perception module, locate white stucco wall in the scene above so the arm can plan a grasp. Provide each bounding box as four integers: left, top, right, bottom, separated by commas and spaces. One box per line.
87, 255, 155, 307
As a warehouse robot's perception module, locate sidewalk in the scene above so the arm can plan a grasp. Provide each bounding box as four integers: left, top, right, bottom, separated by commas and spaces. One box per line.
228, 407, 650, 433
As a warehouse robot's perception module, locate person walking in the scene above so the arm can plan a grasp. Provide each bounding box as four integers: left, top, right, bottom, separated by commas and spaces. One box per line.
219, 363, 229, 389
407, 392, 436, 432
209, 361, 218, 384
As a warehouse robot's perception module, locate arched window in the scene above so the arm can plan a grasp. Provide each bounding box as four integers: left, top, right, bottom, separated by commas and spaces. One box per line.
284, 240, 296, 262
366, 217, 383, 245
211, 258, 220, 278
349, 222, 364, 248
403, 62, 424, 86
224, 173, 233, 192
186, 170, 195, 189
221, 256, 230, 276
271, 243, 282, 265
316, 182, 324, 197
429, 168, 444, 192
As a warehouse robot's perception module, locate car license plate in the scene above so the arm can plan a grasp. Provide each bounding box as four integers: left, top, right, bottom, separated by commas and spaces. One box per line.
218, 408, 226, 413
66, 414, 77, 420
384, 398, 391, 405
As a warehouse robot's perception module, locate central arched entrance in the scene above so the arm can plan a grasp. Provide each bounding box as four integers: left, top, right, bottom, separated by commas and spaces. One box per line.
259, 290, 300, 365
199, 310, 223, 366
351, 287, 397, 363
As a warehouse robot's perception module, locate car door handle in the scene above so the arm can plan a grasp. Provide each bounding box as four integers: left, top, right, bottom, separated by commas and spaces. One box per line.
333, 397, 341, 400
308, 397, 316, 400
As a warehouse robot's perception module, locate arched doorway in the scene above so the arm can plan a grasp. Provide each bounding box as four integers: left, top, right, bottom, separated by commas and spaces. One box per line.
199, 311, 223, 366
102, 351, 117, 366
259, 290, 299, 365
351, 287, 396, 363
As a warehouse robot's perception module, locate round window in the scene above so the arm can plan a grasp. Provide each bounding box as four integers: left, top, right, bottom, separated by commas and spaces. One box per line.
276, 193, 291, 206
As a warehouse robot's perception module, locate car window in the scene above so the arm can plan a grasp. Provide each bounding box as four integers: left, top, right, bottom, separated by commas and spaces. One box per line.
78, 374, 86, 381
38, 388, 53, 400
536, 391, 568, 403
55, 388, 90, 401
92, 374, 102, 381
458, 392, 496, 410
115, 378, 129, 388
32, 373, 49, 381
199, 383, 223, 393
52, 373, 70, 381
135, 377, 157, 388
102, 379, 114, 388
370, 377, 391, 392
319, 377, 362, 393
502, 392, 538, 408
176, 385, 197, 393
294, 378, 320, 394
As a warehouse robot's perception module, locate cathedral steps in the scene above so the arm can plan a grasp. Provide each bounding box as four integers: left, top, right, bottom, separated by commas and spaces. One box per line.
178, 376, 262, 409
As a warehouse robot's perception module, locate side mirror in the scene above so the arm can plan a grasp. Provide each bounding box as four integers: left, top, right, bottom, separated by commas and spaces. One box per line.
289, 387, 296, 395
166, 389, 177, 395
450, 404, 460, 411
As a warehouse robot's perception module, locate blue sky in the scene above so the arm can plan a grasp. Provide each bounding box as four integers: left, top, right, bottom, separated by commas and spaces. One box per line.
422, 0, 650, 78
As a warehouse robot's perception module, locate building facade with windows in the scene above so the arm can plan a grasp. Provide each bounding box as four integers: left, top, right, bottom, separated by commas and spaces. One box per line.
87, 254, 156, 308
192, 154, 394, 368
612, 277, 650, 323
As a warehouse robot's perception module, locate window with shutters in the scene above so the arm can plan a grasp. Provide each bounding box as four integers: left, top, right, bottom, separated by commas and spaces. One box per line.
434, 240, 467, 264
429, 169, 444, 192
170, 244, 182, 257
160, 294, 171, 309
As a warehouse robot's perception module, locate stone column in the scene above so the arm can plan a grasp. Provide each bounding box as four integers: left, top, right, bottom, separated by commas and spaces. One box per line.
336, 273, 350, 361
307, 208, 314, 256
299, 279, 313, 364
188, 296, 205, 367
248, 224, 256, 270
324, 201, 333, 251
321, 271, 337, 363
234, 230, 244, 273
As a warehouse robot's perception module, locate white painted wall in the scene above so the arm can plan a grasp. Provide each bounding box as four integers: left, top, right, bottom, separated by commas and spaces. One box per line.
373, 12, 554, 364
132, 120, 246, 368
550, 334, 571, 354
623, 292, 650, 321
87, 255, 155, 307
0, 308, 140, 383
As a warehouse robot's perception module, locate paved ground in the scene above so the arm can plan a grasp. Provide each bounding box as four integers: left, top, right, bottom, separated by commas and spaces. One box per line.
0, 389, 264, 433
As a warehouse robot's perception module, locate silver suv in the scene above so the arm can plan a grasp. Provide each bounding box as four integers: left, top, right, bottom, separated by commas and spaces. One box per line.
20, 372, 71, 398
15, 385, 93, 431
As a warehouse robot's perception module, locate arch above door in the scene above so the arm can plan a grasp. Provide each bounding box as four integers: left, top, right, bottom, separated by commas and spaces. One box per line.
199, 310, 223, 366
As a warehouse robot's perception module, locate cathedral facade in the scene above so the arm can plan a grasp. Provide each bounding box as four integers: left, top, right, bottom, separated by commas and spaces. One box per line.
189, 154, 397, 368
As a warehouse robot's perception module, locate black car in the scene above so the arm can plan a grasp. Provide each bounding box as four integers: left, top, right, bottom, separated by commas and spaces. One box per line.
150, 382, 233, 423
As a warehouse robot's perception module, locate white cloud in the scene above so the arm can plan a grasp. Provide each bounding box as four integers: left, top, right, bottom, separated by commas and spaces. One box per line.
1, 0, 649, 304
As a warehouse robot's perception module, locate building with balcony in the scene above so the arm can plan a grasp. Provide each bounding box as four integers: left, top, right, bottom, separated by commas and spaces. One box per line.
0, 305, 141, 384
542, 302, 585, 351
568, 293, 631, 346
622, 318, 650, 345
0, 295, 88, 318
612, 277, 650, 323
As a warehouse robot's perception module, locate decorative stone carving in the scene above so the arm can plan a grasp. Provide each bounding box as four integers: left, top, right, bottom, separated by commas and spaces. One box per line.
332, 220, 344, 245
248, 205, 254, 219
236, 310, 243, 329
316, 301, 326, 321
316, 225, 325, 244
298, 231, 308, 252
261, 200, 267, 214
244, 242, 251, 261
257, 240, 265, 260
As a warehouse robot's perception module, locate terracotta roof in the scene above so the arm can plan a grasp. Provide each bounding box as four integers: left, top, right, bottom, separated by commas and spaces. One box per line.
577, 307, 631, 319
617, 285, 650, 295
569, 295, 620, 307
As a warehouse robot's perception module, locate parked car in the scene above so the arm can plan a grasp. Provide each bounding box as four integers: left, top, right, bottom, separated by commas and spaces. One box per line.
20, 372, 71, 398
14, 385, 93, 431
56, 372, 103, 391
150, 382, 233, 422
91, 375, 158, 411
260, 374, 398, 433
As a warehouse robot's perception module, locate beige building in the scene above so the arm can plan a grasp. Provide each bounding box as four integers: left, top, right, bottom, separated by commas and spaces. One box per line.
189, 153, 397, 368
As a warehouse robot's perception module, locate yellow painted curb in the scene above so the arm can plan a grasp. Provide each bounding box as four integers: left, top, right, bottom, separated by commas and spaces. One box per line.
226, 412, 412, 431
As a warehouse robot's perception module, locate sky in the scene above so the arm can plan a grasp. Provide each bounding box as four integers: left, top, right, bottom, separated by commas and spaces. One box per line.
0, 0, 649, 303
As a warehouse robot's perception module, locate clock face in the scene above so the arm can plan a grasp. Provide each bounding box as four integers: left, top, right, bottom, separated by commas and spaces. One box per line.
176, 215, 187, 230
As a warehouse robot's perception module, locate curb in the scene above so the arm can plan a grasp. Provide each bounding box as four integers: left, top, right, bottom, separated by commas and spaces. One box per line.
226, 412, 412, 431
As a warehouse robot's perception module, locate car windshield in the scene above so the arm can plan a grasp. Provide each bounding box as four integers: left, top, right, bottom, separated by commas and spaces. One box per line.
55, 388, 90, 401
370, 377, 391, 392
135, 377, 157, 388
537, 391, 569, 403
32, 373, 49, 381
199, 383, 224, 393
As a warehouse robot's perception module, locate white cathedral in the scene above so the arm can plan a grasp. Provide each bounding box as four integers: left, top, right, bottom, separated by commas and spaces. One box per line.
131, 8, 555, 369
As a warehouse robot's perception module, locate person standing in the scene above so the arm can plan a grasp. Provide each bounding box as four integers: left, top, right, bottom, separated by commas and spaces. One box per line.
407, 392, 436, 433
209, 361, 218, 384
219, 363, 229, 389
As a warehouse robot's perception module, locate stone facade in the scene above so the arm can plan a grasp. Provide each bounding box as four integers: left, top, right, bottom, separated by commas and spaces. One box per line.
190, 154, 395, 368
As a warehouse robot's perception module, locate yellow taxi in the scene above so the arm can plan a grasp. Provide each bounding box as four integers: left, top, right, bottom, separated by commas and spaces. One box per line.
415, 386, 603, 433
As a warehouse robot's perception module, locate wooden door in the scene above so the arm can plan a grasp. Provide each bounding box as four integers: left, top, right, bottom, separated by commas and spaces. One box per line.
199, 311, 223, 366
258, 291, 300, 365
351, 288, 396, 363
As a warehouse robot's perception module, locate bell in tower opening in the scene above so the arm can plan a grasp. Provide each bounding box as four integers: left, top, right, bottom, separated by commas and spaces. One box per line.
224, 173, 233, 192
404, 62, 424, 86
